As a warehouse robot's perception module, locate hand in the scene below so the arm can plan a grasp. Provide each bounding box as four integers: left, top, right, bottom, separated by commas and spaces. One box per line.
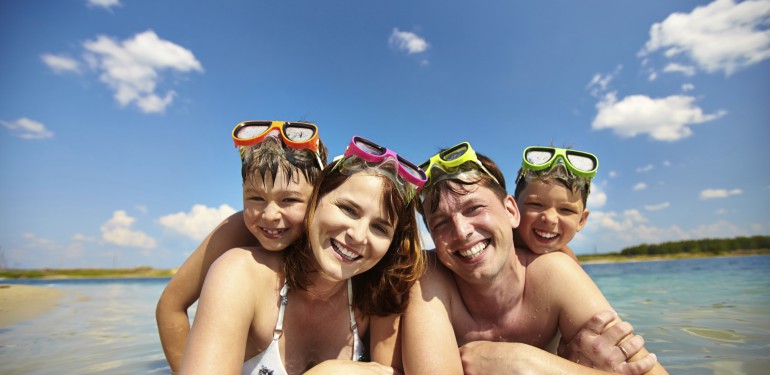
558, 310, 657, 374
305, 359, 398, 375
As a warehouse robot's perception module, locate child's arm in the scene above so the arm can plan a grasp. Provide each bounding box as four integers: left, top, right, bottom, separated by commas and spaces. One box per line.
156, 212, 258, 373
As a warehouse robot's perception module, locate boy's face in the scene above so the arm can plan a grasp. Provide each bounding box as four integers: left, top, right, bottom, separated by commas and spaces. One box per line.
516, 179, 589, 255
242, 169, 314, 251
422, 182, 520, 283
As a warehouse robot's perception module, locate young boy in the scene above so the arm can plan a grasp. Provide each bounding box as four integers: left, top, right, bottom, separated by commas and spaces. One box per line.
513, 146, 599, 262
155, 120, 328, 373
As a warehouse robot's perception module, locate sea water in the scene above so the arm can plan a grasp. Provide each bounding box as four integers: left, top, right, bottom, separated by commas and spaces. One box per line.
1, 255, 769, 374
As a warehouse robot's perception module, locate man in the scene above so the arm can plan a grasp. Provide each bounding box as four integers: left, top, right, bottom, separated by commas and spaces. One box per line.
402, 143, 666, 374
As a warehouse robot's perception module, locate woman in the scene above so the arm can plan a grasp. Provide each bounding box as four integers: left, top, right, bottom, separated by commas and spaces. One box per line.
180, 136, 427, 374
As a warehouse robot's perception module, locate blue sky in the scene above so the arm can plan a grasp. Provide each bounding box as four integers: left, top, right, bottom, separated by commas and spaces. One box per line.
1, 0, 769, 269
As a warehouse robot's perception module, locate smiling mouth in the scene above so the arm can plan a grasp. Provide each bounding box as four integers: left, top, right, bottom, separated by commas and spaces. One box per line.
534, 229, 559, 241
457, 240, 490, 259
260, 227, 288, 238
331, 239, 362, 262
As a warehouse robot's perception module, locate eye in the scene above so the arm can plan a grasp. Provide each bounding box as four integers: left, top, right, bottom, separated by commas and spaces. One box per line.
337, 203, 357, 217
526, 202, 543, 208
372, 223, 390, 236
430, 219, 447, 233
249, 196, 265, 202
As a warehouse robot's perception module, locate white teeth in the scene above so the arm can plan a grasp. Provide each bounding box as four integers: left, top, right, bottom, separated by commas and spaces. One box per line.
535, 230, 557, 239
331, 239, 360, 261
459, 240, 489, 258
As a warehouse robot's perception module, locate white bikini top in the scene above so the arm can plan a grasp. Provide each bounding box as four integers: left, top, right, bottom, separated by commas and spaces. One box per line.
242, 279, 364, 375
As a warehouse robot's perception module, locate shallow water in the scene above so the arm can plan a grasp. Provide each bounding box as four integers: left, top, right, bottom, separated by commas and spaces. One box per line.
1, 255, 769, 374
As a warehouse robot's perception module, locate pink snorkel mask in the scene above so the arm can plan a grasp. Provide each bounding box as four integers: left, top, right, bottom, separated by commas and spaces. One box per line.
332, 136, 427, 203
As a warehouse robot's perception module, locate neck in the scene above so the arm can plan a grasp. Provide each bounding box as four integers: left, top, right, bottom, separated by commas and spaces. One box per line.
454, 249, 526, 321
302, 273, 348, 302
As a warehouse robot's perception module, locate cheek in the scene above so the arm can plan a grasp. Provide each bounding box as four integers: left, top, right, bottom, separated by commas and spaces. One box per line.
285, 204, 308, 225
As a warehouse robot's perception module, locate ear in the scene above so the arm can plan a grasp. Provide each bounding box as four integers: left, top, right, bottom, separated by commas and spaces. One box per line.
577, 208, 590, 232
503, 195, 520, 229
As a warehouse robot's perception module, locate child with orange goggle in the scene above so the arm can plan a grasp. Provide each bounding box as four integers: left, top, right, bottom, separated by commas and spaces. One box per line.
156, 120, 328, 373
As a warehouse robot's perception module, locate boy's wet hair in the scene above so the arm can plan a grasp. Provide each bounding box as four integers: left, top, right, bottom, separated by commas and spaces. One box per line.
418, 152, 508, 217
240, 137, 329, 188
514, 165, 591, 207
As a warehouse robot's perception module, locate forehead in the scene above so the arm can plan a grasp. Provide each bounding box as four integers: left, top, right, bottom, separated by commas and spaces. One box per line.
521, 179, 583, 202
423, 182, 496, 217
245, 168, 311, 190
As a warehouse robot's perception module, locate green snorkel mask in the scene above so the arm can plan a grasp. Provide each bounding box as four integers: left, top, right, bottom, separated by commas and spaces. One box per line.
516, 146, 598, 184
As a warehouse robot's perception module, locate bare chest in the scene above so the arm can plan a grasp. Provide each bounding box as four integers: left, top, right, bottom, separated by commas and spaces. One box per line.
452, 300, 559, 349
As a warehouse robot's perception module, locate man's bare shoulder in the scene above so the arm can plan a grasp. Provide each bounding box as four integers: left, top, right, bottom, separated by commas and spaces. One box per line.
519, 249, 588, 288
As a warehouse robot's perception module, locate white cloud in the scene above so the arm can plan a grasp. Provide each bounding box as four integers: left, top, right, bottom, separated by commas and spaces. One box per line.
636, 164, 654, 173
663, 63, 696, 76
159, 204, 236, 241
633, 182, 648, 191
700, 188, 743, 200
681, 83, 695, 92
87, 0, 121, 10
592, 92, 727, 141
586, 65, 623, 97
715, 208, 727, 215
640, 0, 770, 75
41, 54, 81, 74
389, 28, 429, 54
587, 187, 607, 209
100, 210, 156, 248
645, 202, 671, 211
608, 171, 618, 178
689, 220, 764, 238
82, 30, 203, 113
1, 117, 54, 140
662, 160, 672, 167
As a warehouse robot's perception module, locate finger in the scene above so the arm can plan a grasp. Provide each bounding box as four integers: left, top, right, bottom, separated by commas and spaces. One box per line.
583, 309, 618, 335
604, 320, 634, 345
623, 352, 657, 375
619, 334, 645, 359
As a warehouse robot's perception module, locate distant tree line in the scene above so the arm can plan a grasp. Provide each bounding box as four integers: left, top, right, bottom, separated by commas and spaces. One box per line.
620, 236, 770, 256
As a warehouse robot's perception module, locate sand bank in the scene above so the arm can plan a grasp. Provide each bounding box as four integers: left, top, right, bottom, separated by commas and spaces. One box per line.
0, 284, 64, 327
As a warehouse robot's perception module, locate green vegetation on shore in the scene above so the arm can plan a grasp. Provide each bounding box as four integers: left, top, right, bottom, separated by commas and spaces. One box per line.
577, 235, 770, 263
0, 266, 175, 279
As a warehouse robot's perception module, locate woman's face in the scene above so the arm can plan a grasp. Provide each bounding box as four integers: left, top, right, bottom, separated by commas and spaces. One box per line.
308, 172, 397, 281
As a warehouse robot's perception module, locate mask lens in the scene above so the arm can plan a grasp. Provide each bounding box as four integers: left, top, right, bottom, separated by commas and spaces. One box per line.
283, 124, 316, 142
525, 149, 554, 166
443, 144, 469, 161
354, 137, 385, 156
398, 155, 425, 180
236, 123, 270, 139
567, 153, 596, 172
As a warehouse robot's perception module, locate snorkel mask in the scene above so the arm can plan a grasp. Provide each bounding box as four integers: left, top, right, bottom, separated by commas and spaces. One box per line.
232, 120, 324, 169
332, 136, 427, 204
418, 142, 501, 202
516, 146, 599, 194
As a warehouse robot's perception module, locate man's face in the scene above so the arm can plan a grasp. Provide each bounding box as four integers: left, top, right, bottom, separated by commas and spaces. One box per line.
422, 182, 520, 283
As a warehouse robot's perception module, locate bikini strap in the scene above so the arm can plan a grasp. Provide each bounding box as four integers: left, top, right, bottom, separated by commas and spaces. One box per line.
347, 279, 361, 357
273, 281, 289, 340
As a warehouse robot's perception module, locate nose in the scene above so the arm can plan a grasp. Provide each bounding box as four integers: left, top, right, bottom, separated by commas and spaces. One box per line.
262, 201, 281, 221
452, 215, 473, 241
347, 220, 369, 245
540, 208, 557, 225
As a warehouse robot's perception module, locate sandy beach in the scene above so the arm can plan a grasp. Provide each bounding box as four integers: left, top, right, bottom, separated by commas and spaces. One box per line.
0, 284, 64, 327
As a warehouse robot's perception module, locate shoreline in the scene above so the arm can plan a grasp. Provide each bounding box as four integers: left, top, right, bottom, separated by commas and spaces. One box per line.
0, 284, 65, 327
578, 250, 769, 265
